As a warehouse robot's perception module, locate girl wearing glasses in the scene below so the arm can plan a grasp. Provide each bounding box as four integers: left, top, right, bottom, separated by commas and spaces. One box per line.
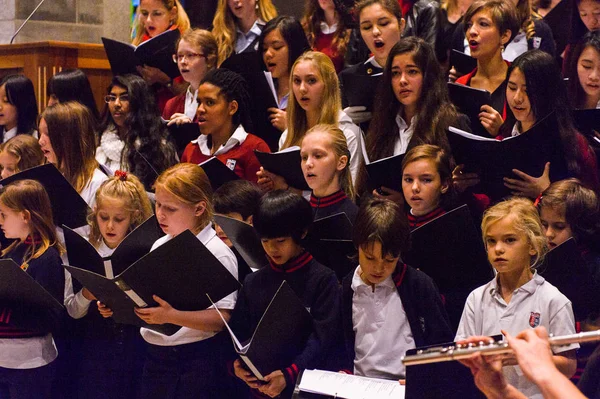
96, 75, 177, 191
162, 29, 218, 125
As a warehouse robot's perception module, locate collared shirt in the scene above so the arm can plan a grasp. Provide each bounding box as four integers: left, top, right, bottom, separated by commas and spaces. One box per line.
351, 266, 415, 379
140, 223, 238, 346
319, 21, 338, 35
364, 56, 384, 76
393, 114, 416, 156
235, 19, 265, 54
511, 122, 523, 137
2, 126, 17, 143
456, 272, 578, 399
195, 124, 249, 157
184, 85, 199, 121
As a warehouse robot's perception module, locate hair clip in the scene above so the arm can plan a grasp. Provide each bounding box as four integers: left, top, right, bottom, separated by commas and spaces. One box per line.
115, 170, 128, 181
534, 194, 543, 207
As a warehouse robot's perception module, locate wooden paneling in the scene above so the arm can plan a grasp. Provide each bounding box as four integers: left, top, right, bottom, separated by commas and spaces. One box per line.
0, 41, 111, 112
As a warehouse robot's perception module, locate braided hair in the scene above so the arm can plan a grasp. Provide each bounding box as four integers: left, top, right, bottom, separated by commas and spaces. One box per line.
200, 68, 253, 132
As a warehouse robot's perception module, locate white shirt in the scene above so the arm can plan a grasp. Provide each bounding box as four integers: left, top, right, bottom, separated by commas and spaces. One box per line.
140, 224, 238, 346
364, 56, 383, 76
393, 114, 416, 156
0, 334, 57, 369
351, 266, 415, 379
235, 19, 265, 54
2, 126, 18, 143
63, 240, 115, 319
193, 124, 248, 157
79, 168, 109, 209
95, 127, 124, 174
184, 86, 199, 121
511, 122, 523, 137
319, 21, 338, 35
456, 273, 578, 399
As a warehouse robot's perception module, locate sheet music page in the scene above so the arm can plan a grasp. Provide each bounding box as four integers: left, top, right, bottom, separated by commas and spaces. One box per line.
263, 71, 278, 105
299, 370, 405, 399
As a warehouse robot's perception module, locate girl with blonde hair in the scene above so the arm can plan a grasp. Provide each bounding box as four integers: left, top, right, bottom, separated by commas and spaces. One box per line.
0, 134, 44, 179
212, 0, 278, 65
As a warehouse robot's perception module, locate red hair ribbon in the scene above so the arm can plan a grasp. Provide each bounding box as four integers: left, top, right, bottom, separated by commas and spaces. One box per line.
115, 170, 128, 181
533, 193, 543, 207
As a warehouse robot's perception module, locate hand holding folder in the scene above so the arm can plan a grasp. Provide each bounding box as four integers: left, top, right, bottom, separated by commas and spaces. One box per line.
254, 147, 310, 191
64, 230, 240, 335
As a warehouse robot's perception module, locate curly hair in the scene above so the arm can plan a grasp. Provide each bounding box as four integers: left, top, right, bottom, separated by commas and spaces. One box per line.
99, 74, 177, 191
200, 68, 253, 132
131, 0, 190, 46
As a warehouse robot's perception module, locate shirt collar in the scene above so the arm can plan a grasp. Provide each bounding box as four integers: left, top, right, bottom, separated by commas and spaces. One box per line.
319, 21, 338, 34
186, 85, 198, 103
511, 122, 522, 137
269, 250, 313, 273
236, 18, 265, 38
195, 223, 217, 246
351, 265, 397, 292
407, 207, 446, 229
196, 124, 248, 156
364, 56, 382, 69
310, 190, 347, 208
3, 126, 18, 142
489, 271, 544, 297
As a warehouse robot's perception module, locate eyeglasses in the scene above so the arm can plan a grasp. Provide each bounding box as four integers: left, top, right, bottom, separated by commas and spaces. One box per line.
172, 53, 205, 63
104, 94, 130, 104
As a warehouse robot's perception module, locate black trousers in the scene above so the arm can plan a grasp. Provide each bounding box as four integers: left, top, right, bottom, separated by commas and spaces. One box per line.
0, 360, 56, 399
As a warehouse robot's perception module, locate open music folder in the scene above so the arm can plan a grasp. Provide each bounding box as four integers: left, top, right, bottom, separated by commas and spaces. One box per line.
0, 259, 64, 331
404, 205, 493, 329
450, 50, 477, 76
102, 29, 181, 79
303, 212, 356, 281
198, 157, 240, 191
254, 147, 310, 191
211, 280, 312, 380
0, 163, 91, 229
64, 230, 240, 335
213, 214, 267, 271
448, 111, 569, 200
447, 82, 491, 137
296, 369, 405, 399
359, 131, 405, 192
63, 216, 164, 278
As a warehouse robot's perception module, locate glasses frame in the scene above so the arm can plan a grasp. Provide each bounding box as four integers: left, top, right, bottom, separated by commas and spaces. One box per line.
172, 53, 206, 63
104, 94, 130, 104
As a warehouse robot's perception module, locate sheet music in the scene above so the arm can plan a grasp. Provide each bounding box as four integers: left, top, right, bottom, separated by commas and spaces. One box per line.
263, 71, 279, 106
298, 369, 405, 399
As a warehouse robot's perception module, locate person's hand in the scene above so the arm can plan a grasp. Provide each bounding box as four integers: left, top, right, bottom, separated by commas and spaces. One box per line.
479, 105, 504, 137
166, 113, 193, 126
233, 359, 263, 389
137, 65, 171, 86
343, 106, 372, 125
257, 167, 289, 191
453, 164, 480, 193
372, 186, 404, 206
448, 66, 462, 83
503, 162, 551, 199
134, 295, 174, 325
267, 108, 287, 132
97, 302, 113, 318
258, 370, 286, 398
503, 327, 556, 385
82, 288, 96, 301
457, 336, 515, 399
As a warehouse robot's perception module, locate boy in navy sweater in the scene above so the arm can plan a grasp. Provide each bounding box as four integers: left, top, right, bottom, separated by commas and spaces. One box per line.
229, 190, 340, 398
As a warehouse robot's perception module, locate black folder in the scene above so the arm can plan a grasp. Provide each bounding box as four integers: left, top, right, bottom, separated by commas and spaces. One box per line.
213, 214, 267, 270
448, 112, 569, 200
63, 216, 164, 278
539, 238, 600, 321
64, 230, 241, 335
304, 213, 356, 281
164, 121, 200, 158
217, 281, 312, 380
198, 157, 240, 191
450, 50, 477, 76
573, 109, 600, 141
102, 29, 181, 79
342, 74, 382, 112
254, 148, 310, 191
0, 163, 90, 228
0, 259, 64, 330
404, 205, 493, 330
448, 82, 491, 136
364, 153, 405, 192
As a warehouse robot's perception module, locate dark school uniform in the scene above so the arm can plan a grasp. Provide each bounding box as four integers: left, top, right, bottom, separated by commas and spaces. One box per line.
407, 207, 446, 231
310, 190, 358, 223
229, 251, 341, 398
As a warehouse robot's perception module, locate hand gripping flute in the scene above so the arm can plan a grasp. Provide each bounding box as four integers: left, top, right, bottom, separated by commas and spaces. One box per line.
402, 329, 600, 366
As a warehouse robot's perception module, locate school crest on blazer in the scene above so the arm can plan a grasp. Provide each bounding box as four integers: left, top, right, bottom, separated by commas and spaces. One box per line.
529, 312, 541, 328
226, 159, 237, 170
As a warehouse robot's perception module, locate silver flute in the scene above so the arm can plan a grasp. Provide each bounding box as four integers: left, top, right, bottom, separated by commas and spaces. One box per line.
402, 329, 600, 366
